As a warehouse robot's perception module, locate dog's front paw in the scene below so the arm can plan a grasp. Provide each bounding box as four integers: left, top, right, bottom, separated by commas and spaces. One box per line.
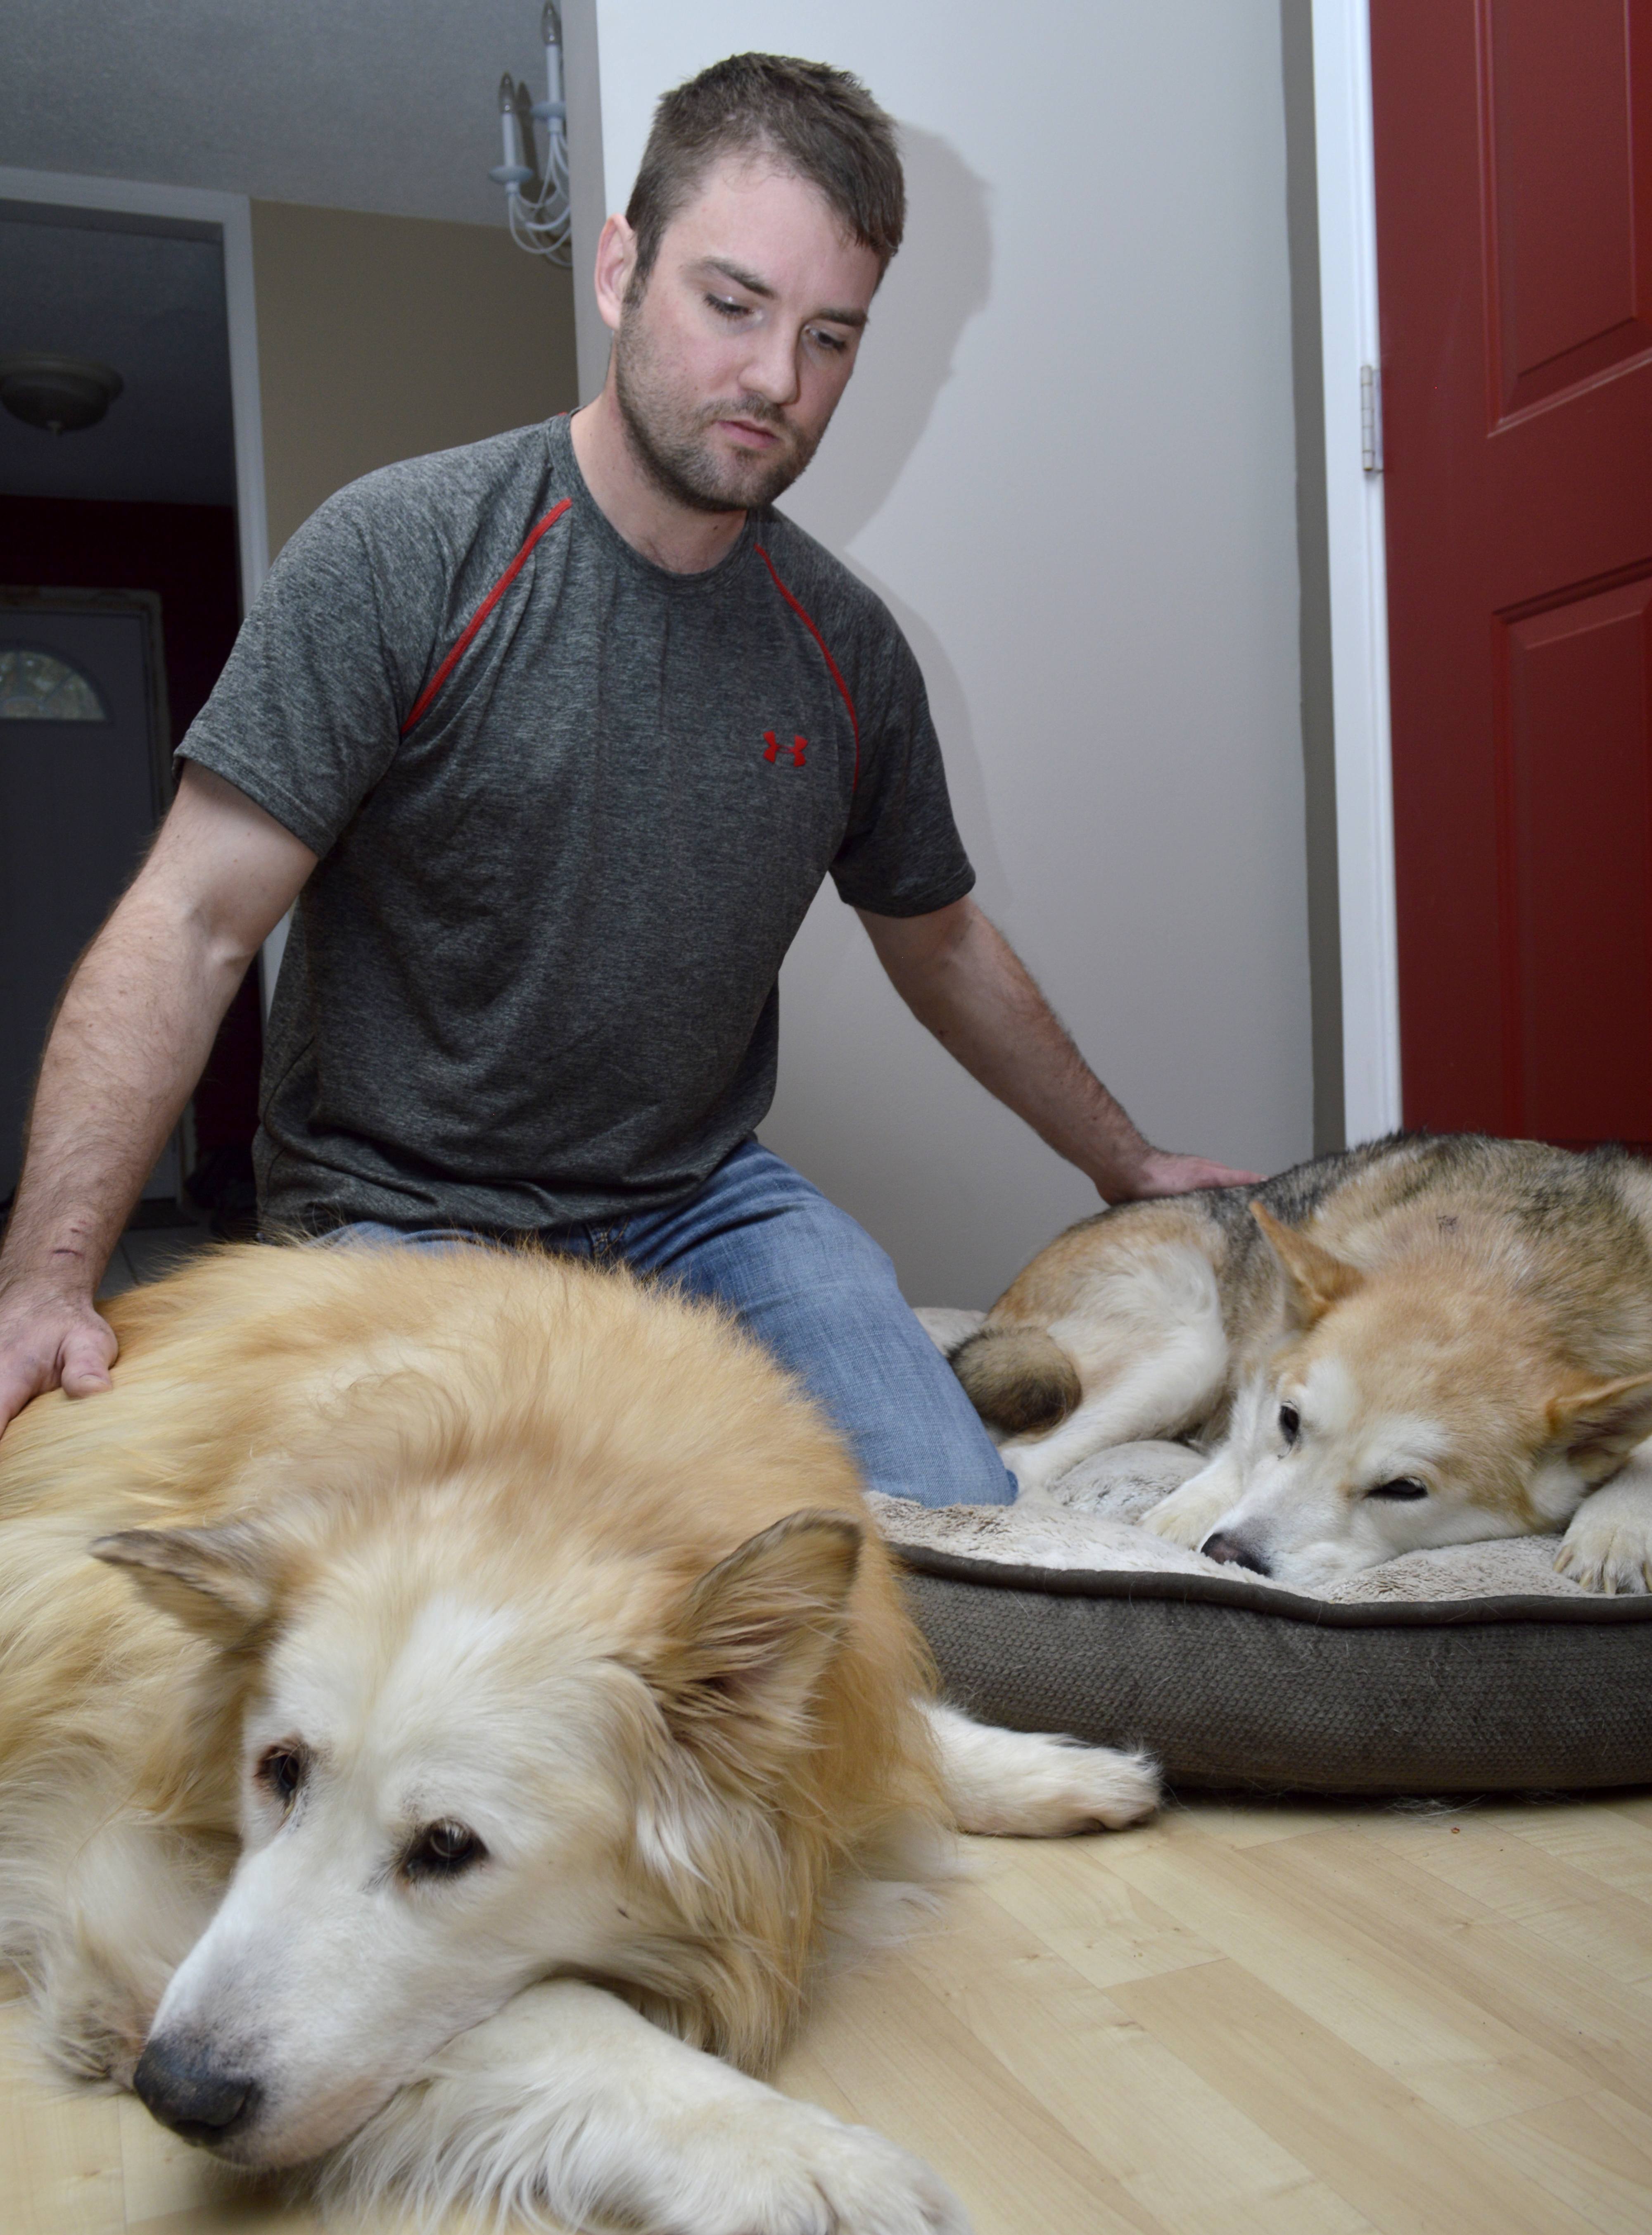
1143, 1467, 1235, 1550
992, 1735, 1160, 1834
670, 2098, 968, 2235
1556, 1491, 1652, 1595
998, 1437, 1061, 1503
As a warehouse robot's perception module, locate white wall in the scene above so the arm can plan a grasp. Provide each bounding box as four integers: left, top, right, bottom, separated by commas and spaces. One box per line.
586, 1, 1313, 1306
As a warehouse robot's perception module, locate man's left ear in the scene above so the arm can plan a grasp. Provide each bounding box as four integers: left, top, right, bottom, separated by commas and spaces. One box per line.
593, 210, 638, 334
91, 1520, 278, 1645
1546, 1372, 1652, 1473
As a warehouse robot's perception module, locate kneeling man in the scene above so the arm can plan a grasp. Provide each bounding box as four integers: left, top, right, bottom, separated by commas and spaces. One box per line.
0, 55, 1256, 1493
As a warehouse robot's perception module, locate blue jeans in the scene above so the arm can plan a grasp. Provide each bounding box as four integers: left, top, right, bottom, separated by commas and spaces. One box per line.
312, 1138, 1015, 1507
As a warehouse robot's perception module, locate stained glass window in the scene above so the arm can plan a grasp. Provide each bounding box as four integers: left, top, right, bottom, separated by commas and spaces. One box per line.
0, 647, 109, 723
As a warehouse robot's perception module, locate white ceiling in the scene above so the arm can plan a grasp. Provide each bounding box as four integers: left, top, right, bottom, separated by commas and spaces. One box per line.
3, 0, 557, 229
0, 208, 237, 505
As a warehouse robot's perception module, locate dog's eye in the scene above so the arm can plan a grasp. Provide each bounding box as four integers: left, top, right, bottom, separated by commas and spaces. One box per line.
257, 1744, 306, 1808
404, 1821, 487, 1878
1367, 1478, 1429, 1500
1278, 1404, 1300, 1446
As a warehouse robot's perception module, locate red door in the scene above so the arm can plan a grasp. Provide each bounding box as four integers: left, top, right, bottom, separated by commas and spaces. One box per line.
1372, 0, 1652, 1145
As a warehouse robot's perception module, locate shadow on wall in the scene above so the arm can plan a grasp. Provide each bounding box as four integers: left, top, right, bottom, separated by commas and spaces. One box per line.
786, 125, 1007, 900
764, 123, 1049, 1303
795, 125, 992, 550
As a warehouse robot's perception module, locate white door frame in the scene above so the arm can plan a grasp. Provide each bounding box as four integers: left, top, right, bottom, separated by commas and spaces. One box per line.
0, 165, 283, 1002
1310, 1, 1403, 1142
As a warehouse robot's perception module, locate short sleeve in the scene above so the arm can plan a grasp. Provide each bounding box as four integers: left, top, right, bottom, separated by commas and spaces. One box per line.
828, 611, 976, 917
176, 487, 426, 858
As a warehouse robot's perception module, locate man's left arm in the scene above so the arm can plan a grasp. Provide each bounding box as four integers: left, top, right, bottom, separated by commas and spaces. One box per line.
858, 896, 1262, 1205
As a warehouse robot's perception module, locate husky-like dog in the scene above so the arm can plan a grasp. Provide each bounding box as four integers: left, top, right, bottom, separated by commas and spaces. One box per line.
953, 1134, 1652, 1594
0, 1242, 1154, 2234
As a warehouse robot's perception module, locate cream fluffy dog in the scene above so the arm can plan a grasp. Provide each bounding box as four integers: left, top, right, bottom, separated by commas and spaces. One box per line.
0, 1242, 1155, 2234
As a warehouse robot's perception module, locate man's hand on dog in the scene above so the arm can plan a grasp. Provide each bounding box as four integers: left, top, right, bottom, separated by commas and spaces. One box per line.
1116, 1146, 1266, 1201
0, 1277, 118, 1435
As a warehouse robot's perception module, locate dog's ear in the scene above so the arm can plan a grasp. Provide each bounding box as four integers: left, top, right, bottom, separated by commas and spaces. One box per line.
1251, 1203, 1364, 1328
651, 1510, 862, 1792
90, 1521, 277, 1645
1546, 1372, 1652, 1471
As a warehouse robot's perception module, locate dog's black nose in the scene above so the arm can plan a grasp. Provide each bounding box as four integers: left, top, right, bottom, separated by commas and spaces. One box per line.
133, 2035, 259, 2146
1202, 1531, 1271, 1576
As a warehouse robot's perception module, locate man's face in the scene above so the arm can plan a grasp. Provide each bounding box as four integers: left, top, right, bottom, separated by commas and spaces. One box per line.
610, 158, 882, 514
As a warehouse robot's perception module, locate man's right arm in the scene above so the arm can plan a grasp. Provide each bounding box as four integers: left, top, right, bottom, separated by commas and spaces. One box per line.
0, 763, 318, 1434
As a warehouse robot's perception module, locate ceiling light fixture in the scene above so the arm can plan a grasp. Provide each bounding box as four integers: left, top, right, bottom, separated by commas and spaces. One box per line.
491, 2, 571, 265
0, 354, 124, 436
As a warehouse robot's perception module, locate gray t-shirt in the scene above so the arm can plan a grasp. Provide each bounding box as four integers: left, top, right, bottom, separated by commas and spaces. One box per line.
180, 415, 974, 1234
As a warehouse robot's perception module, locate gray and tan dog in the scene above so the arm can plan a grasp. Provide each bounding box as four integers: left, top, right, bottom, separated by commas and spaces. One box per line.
952, 1134, 1652, 1593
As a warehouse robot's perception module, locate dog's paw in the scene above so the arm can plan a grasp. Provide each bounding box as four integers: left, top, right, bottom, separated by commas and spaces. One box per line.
998, 1438, 1060, 1503
981, 1735, 1160, 1835
1556, 1496, 1652, 1595
668, 2098, 968, 2235
925, 1702, 1158, 1834
1142, 1469, 1234, 1550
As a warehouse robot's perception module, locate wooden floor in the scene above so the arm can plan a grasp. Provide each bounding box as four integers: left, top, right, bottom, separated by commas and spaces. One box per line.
5, 1785, 1650, 2234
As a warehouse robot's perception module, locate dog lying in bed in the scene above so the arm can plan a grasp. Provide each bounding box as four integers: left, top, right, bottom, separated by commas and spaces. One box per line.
0, 1242, 1154, 2235
952, 1133, 1652, 1595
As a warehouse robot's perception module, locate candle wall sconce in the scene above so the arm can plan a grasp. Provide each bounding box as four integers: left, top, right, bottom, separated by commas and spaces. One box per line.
490, 2, 572, 266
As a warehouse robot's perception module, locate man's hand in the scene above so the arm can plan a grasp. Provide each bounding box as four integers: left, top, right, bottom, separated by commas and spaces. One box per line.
0, 1278, 119, 1432
859, 897, 1262, 1205
0, 763, 317, 1441
1120, 1148, 1266, 1201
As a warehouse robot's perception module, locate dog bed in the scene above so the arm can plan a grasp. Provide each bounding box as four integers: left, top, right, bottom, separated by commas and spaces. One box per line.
881, 1311, 1652, 1795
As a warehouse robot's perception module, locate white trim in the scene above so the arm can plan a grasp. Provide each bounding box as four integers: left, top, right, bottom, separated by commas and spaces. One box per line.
1311, 2, 1402, 1142
562, 0, 611, 403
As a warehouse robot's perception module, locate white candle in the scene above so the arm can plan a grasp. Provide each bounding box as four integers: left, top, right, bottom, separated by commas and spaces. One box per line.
544, 4, 564, 107
500, 76, 522, 171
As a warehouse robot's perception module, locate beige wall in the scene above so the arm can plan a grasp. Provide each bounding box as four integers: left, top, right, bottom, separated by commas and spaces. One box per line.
249, 202, 578, 558
591, 2, 1313, 1308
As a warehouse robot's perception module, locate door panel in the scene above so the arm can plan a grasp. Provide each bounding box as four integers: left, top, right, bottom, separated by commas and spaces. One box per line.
0, 602, 172, 1198
1488, 0, 1652, 416
1502, 573, 1652, 1142
1373, 0, 1652, 1144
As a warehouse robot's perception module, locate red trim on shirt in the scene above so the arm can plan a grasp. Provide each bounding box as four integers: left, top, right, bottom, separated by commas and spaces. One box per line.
399, 498, 573, 736
752, 542, 860, 792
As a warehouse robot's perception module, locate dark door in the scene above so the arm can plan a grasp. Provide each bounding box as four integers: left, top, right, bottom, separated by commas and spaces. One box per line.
0, 597, 173, 1198
1372, 0, 1652, 1142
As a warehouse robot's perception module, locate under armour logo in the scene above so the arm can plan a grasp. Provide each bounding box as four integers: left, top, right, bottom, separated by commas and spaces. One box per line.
763, 730, 807, 768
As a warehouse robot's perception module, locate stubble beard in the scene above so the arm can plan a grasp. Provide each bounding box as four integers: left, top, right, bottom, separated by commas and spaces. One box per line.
611, 307, 825, 517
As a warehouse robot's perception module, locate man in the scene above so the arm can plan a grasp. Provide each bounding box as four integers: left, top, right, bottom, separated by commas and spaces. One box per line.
0, 55, 1257, 1493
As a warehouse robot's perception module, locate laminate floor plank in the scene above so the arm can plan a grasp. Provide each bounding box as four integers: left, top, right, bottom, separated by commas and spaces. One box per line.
1500, 1808, 1652, 1901
2, 2007, 127, 2235
1254, 1829, 1652, 2120
896, 1871, 1374, 2235
1474, 2090, 1652, 2235
781, 1944, 1167, 2235
1358, 1816, 1652, 1982
1114, 1956, 1605, 2235
1099, 1827, 1591, 2127
1156, 1797, 1370, 1851
978, 1835, 1224, 1990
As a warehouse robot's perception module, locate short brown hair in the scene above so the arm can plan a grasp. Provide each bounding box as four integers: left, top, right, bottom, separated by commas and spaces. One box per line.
624, 53, 905, 294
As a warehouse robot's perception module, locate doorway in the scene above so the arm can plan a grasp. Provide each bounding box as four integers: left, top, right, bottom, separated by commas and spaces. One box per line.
0, 590, 176, 1201
0, 184, 266, 1236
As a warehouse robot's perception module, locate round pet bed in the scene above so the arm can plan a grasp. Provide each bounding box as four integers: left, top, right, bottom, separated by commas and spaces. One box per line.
883, 1312, 1652, 1795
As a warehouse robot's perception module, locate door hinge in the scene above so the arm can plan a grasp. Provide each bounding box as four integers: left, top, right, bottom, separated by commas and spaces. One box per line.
1360, 362, 1384, 474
